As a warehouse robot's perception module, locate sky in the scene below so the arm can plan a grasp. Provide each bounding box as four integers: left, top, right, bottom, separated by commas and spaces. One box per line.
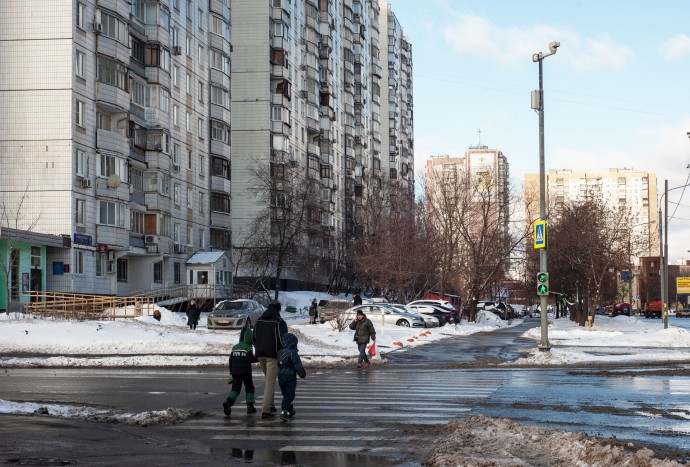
387, 0, 690, 262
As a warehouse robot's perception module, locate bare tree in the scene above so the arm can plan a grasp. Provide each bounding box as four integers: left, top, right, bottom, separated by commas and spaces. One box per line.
238, 159, 321, 301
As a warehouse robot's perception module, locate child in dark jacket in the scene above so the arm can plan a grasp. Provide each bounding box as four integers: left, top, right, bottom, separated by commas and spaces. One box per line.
223, 326, 258, 416
276, 333, 306, 422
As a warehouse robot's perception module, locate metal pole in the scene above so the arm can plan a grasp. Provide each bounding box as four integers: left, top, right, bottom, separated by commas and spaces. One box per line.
628, 236, 633, 311
538, 57, 550, 351
664, 179, 669, 329
659, 197, 665, 325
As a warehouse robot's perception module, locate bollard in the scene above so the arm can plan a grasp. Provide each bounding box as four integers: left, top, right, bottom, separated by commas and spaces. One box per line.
588, 315, 593, 331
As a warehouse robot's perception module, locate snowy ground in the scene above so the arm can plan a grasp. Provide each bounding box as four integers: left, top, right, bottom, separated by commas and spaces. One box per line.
2, 291, 690, 466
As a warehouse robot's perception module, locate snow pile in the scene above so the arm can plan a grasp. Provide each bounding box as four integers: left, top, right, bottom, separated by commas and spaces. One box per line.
426, 415, 684, 467
0, 399, 201, 426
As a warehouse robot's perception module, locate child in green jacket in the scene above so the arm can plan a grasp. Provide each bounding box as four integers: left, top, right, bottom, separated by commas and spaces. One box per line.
223, 326, 258, 416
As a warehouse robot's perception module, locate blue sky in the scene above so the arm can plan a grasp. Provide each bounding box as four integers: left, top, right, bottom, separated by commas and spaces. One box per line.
391, 0, 690, 262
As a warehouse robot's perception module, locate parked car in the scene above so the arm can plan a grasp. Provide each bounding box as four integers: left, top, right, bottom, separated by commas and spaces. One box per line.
675, 308, 690, 318
407, 304, 453, 326
389, 304, 440, 328
341, 305, 426, 328
207, 299, 265, 330
608, 302, 631, 317
317, 299, 353, 323
408, 300, 460, 323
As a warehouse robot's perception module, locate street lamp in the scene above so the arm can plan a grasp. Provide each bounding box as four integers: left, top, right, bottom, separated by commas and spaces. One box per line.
532, 41, 560, 352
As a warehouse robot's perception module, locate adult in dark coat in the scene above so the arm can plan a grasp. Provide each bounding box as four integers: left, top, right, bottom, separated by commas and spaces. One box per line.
353, 293, 363, 306
251, 301, 288, 418
349, 309, 376, 368
186, 300, 200, 330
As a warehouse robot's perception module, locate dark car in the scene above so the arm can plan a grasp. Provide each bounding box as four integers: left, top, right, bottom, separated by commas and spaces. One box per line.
676, 308, 690, 318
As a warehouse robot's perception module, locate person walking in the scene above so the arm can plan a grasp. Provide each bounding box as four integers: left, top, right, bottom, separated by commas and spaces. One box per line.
276, 332, 306, 422
349, 309, 376, 368
353, 293, 362, 306
223, 326, 258, 416
186, 300, 200, 330
252, 301, 288, 419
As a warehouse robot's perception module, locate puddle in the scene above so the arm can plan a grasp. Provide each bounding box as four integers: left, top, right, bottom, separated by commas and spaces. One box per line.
226, 447, 416, 466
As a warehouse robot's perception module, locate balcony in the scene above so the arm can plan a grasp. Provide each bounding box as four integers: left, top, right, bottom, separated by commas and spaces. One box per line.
96, 36, 130, 65
306, 116, 320, 134
306, 15, 318, 32
271, 120, 290, 135
307, 142, 320, 158
95, 175, 129, 201
96, 129, 128, 154
272, 92, 290, 108
371, 63, 383, 79
145, 66, 171, 88
271, 63, 290, 80
144, 108, 171, 129
271, 36, 286, 50
211, 175, 231, 194
145, 24, 170, 48
271, 5, 290, 23
96, 224, 128, 249
144, 192, 172, 213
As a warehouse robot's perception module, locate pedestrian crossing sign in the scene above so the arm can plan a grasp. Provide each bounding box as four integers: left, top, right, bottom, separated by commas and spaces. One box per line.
534, 220, 546, 249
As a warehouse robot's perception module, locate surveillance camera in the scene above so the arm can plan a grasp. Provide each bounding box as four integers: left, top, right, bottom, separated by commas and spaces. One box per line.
548, 41, 560, 53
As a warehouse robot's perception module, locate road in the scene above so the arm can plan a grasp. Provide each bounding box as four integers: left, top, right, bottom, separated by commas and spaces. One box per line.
1, 320, 689, 465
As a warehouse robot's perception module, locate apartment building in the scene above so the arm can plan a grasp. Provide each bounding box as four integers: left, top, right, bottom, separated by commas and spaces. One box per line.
524, 168, 659, 256
0, 0, 412, 298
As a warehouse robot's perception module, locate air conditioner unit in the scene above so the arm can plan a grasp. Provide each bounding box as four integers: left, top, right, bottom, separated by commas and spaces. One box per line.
172, 163, 180, 173
93, 22, 102, 33
81, 179, 92, 188
145, 235, 159, 244
173, 243, 185, 253
146, 244, 159, 254
172, 45, 182, 55
106, 261, 116, 273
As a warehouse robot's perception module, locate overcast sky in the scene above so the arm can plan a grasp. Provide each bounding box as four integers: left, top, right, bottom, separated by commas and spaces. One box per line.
390, 0, 690, 262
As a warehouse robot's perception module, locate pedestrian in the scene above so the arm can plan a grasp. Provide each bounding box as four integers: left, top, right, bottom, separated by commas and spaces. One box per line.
309, 297, 318, 324
349, 309, 376, 368
353, 293, 362, 306
252, 301, 288, 419
276, 332, 306, 422
186, 300, 200, 330
223, 325, 258, 416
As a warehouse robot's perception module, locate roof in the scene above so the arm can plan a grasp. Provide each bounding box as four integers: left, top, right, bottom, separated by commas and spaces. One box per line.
185, 251, 228, 265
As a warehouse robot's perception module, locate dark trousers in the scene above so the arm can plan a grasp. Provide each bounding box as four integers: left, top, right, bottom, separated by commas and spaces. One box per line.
278, 376, 297, 412
357, 342, 369, 364
228, 373, 255, 405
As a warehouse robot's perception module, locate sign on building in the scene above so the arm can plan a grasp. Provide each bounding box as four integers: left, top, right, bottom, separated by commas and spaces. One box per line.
677, 277, 690, 294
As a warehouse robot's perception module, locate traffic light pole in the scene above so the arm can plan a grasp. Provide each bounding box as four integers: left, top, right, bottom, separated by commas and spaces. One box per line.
537, 55, 551, 351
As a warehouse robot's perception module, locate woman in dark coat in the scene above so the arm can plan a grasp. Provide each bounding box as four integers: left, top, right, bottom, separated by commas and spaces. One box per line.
187, 300, 200, 330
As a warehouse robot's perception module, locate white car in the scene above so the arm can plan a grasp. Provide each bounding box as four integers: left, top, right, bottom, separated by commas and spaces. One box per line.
389, 304, 440, 328
407, 299, 457, 311
342, 305, 426, 328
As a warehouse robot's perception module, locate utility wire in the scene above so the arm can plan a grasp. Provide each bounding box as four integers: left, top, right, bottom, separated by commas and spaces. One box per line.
668, 172, 690, 224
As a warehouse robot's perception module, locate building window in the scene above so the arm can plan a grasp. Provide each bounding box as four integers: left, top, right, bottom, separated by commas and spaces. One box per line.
97, 56, 129, 91
199, 228, 206, 249
96, 253, 105, 277
77, 3, 85, 29
76, 51, 85, 78
198, 118, 205, 139
211, 192, 231, 213
153, 261, 163, 283
185, 36, 191, 56
186, 188, 192, 208
131, 37, 145, 64
174, 262, 181, 284
185, 111, 191, 132
199, 192, 205, 213
187, 226, 193, 246
173, 105, 179, 126
98, 201, 125, 227
210, 84, 230, 109
172, 65, 179, 87
211, 228, 230, 249
197, 8, 204, 30
212, 156, 231, 180
210, 49, 230, 74
210, 15, 229, 40
76, 100, 85, 127
76, 199, 85, 225
173, 183, 180, 204
130, 167, 143, 191
187, 150, 192, 170
144, 43, 170, 72
160, 214, 171, 237
211, 120, 230, 145
198, 81, 205, 102
197, 271, 208, 284
100, 11, 129, 44
197, 45, 204, 65
31, 246, 41, 268
75, 250, 84, 274
117, 258, 128, 282
185, 0, 191, 19
76, 149, 88, 177
172, 143, 180, 165
131, 210, 145, 234
199, 154, 205, 176
173, 223, 180, 243
98, 154, 127, 182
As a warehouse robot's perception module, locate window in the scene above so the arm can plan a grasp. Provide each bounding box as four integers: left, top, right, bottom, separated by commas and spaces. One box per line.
174, 262, 181, 284
197, 8, 204, 30
98, 201, 125, 227
171, 26, 179, 46
160, 213, 171, 237
130, 167, 143, 191
187, 150, 192, 169
197, 118, 205, 139
77, 3, 85, 29
76, 149, 88, 177
185, 0, 191, 19
75, 250, 84, 275
210, 84, 230, 109
98, 154, 127, 181
144, 43, 170, 71
185, 111, 191, 132
131, 78, 145, 106
212, 156, 231, 180
197, 271, 208, 284
117, 259, 128, 282
186, 188, 192, 208
185, 36, 191, 56
210, 15, 229, 40
211, 228, 230, 249
76, 51, 85, 78
153, 261, 163, 283
272, 21, 287, 39
211, 192, 230, 213
186, 73, 192, 94
131, 210, 145, 234
199, 228, 206, 249
76, 100, 85, 127
199, 192, 206, 213
187, 226, 193, 246
211, 120, 230, 144
143, 86, 170, 113
210, 49, 230, 74
198, 81, 204, 102
31, 246, 41, 268
96, 253, 105, 277
97, 56, 128, 91
198, 45, 204, 65
173, 223, 180, 243
100, 11, 129, 44
173, 104, 179, 126
76, 199, 85, 225
131, 37, 145, 64
173, 143, 180, 164
173, 183, 180, 204
172, 65, 180, 87
271, 105, 290, 123
199, 154, 205, 176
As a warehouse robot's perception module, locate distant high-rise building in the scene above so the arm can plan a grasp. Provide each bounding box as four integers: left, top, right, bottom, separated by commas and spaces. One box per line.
0, 0, 412, 298
524, 168, 658, 256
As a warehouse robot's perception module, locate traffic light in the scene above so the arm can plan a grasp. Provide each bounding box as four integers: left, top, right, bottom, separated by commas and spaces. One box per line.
537, 272, 549, 296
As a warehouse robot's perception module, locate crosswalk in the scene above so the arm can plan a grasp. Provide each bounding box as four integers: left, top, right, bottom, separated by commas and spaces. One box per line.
168, 368, 508, 459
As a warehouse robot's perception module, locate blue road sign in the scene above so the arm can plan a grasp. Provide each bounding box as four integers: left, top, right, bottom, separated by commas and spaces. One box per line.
534, 220, 546, 249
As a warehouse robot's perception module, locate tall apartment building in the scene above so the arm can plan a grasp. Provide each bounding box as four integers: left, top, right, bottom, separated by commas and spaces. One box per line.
425, 146, 510, 237
524, 168, 659, 256
0, 0, 412, 297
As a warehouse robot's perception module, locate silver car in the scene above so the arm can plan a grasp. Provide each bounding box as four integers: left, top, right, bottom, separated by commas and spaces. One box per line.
343, 304, 426, 328
389, 304, 440, 328
207, 299, 265, 330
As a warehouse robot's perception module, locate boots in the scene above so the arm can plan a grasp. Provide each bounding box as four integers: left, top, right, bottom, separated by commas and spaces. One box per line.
280, 410, 290, 422
247, 404, 257, 414
223, 398, 233, 416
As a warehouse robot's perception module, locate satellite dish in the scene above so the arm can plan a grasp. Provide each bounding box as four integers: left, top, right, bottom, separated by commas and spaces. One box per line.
107, 174, 121, 188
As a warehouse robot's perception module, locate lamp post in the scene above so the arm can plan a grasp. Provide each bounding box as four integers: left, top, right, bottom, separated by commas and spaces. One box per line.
532, 41, 560, 351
